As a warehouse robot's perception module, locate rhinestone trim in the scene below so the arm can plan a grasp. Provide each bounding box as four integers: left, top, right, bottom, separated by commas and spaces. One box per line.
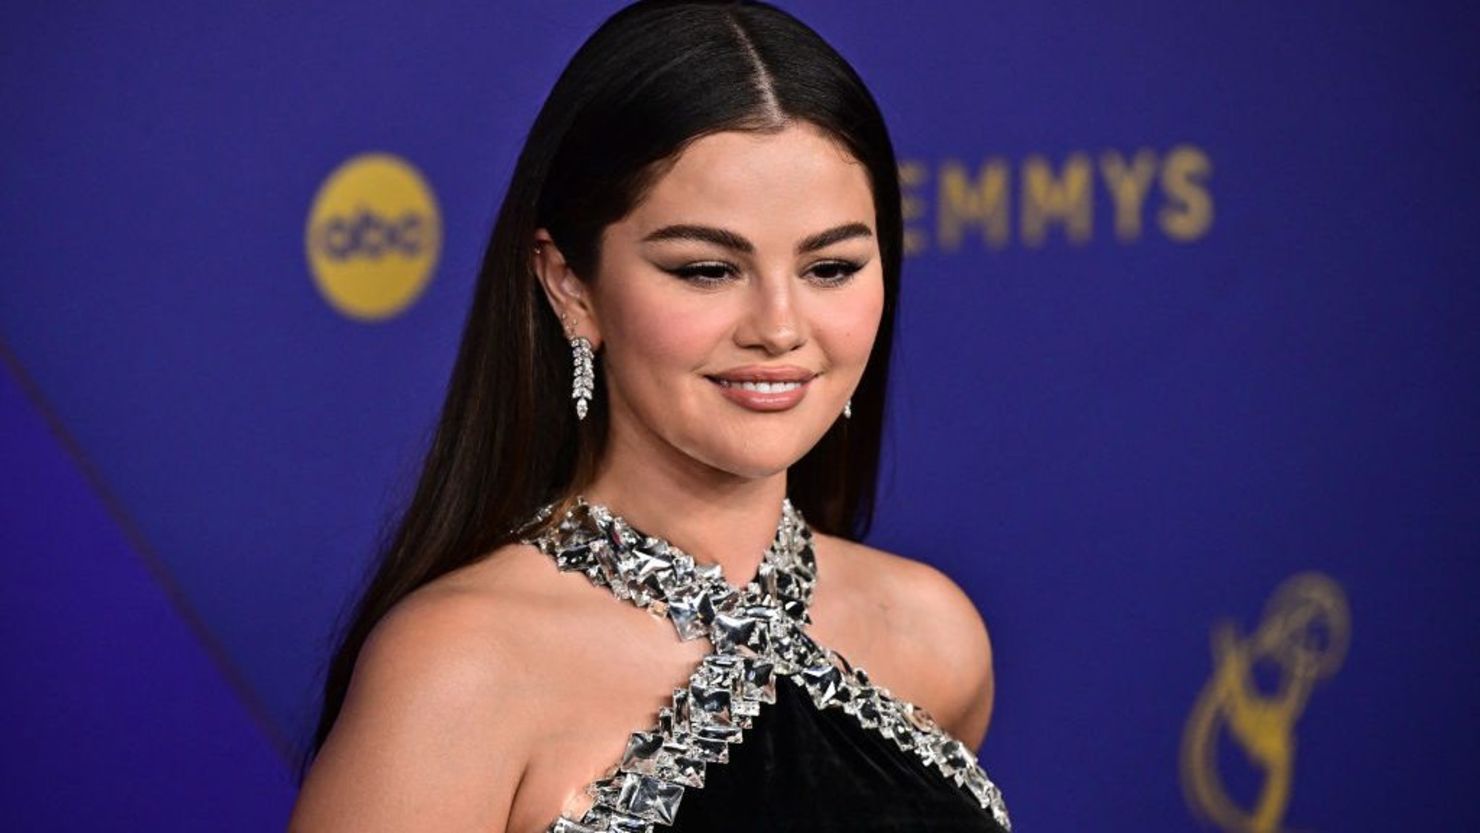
521, 497, 1011, 832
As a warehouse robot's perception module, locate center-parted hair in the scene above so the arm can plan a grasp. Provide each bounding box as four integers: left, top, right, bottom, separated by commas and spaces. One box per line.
309, 0, 902, 764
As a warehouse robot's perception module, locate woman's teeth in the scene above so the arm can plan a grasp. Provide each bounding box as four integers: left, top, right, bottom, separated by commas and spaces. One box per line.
715, 379, 803, 393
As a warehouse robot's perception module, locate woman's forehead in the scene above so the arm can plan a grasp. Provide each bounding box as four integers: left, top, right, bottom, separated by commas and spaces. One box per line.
623, 123, 875, 239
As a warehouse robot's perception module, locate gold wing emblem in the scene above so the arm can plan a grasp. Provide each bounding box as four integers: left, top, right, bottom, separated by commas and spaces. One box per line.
1180, 572, 1350, 833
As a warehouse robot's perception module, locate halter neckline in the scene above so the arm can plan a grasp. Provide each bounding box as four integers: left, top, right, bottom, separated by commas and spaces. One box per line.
577, 495, 802, 594
523, 493, 819, 632
518, 493, 1011, 833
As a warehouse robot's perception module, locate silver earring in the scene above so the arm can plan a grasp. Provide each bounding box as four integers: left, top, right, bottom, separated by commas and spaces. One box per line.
843, 398, 852, 419
570, 335, 594, 420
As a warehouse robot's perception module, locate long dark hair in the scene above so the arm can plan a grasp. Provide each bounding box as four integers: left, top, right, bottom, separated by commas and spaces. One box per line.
307, 0, 903, 767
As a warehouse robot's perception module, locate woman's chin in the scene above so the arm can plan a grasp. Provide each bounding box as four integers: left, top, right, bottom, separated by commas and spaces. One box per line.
684, 439, 815, 481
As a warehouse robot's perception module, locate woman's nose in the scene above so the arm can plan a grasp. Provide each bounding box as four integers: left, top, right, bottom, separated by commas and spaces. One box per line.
738, 273, 807, 355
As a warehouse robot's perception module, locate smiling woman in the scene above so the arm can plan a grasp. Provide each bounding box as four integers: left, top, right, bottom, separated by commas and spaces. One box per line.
289, 2, 1011, 832
538, 124, 884, 478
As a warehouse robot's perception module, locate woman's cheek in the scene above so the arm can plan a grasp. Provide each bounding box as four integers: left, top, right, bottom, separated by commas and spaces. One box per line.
605, 288, 732, 385
817, 284, 884, 365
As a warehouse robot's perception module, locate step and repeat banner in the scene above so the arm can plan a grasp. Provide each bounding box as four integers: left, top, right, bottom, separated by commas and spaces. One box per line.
2, 2, 1476, 830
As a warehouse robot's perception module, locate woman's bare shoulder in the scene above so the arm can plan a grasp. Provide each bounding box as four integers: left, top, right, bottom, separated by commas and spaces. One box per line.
349, 541, 582, 704
290, 542, 571, 833
811, 532, 997, 751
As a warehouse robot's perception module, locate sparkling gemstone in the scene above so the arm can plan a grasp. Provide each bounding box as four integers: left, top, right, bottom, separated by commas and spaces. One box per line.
614, 773, 685, 825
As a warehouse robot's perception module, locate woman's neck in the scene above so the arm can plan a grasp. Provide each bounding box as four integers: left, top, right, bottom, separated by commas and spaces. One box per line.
581, 433, 789, 588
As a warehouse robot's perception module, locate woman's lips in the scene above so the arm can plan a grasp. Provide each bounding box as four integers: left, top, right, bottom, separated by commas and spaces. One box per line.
706, 375, 812, 411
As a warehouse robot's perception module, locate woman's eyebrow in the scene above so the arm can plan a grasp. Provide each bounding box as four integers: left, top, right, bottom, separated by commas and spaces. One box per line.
796, 222, 872, 254
641, 222, 874, 255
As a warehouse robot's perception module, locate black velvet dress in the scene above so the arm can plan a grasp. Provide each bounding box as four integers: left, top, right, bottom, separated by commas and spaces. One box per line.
521, 497, 1012, 833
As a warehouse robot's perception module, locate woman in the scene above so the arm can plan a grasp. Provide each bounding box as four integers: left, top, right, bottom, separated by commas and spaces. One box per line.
291, 2, 1011, 831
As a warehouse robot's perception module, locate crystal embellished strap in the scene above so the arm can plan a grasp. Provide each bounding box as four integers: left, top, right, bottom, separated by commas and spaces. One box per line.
521, 497, 1011, 833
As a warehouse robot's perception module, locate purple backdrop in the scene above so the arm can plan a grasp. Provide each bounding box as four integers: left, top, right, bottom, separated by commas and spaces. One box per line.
2, 1, 1477, 830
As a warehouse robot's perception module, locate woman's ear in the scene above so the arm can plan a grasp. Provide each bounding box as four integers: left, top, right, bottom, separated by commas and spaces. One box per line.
531, 228, 601, 348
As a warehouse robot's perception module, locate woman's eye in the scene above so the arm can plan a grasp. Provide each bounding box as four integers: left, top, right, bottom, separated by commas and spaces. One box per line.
808, 260, 864, 284
670, 262, 735, 284
667, 259, 864, 286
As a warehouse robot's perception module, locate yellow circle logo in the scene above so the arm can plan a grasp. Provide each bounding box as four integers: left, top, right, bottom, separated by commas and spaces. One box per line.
306, 153, 441, 320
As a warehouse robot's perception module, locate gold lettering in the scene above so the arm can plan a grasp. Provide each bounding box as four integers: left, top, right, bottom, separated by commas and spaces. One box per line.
936, 158, 1011, 252
1158, 144, 1214, 242
1099, 149, 1158, 241
899, 160, 931, 256
1021, 153, 1093, 247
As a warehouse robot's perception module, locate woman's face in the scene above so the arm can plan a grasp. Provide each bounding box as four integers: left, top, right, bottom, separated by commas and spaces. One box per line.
547, 120, 885, 480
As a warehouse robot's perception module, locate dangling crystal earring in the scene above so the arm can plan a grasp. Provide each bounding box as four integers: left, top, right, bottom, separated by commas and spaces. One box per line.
570, 334, 594, 420
843, 398, 852, 419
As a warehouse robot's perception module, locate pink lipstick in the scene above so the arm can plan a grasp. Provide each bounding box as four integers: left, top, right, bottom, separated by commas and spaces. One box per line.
705, 365, 817, 412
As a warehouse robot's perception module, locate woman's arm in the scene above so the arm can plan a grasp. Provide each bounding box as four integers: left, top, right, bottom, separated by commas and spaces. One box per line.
289, 589, 530, 832
888, 557, 998, 753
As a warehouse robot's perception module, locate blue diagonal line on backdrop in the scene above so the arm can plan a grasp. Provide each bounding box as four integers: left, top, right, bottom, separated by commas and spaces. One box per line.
0, 333, 297, 769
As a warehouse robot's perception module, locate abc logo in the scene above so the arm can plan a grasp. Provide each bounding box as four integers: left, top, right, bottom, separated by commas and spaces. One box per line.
306, 153, 441, 320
